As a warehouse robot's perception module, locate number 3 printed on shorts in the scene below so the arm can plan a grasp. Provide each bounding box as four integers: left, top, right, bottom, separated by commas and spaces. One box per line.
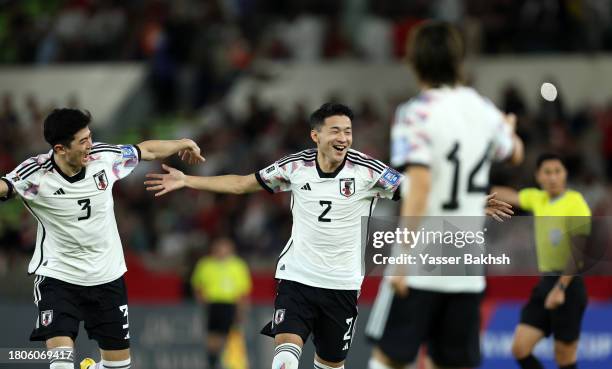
119, 304, 130, 340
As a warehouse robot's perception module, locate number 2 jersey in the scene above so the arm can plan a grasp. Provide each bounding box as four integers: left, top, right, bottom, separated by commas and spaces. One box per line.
256, 149, 402, 290
0, 143, 140, 286
391, 86, 515, 292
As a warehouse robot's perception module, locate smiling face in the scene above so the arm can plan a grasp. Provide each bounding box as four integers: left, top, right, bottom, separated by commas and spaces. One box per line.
311, 114, 353, 164
536, 159, 567, 197
54, 127, 93, 169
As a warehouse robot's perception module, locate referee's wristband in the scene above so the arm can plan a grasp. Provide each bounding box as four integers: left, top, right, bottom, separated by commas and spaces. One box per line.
556, 282, 567, 291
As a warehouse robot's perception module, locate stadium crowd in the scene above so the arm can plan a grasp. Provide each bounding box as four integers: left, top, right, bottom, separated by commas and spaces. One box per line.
2, 85, 612, 275
2, 0, 612, 281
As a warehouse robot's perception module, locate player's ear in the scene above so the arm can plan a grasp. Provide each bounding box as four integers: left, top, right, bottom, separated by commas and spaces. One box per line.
310, 129, 319, 144
53, 144, 65, 155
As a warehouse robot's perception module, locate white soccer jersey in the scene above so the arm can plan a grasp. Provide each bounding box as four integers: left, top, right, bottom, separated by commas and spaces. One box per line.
256, 148, 402, 290
1, 143, 140, 286
391, 86, 514, 292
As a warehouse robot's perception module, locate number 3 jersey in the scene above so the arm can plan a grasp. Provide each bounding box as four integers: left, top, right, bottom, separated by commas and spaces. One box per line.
0, 143, 140, 286
256, 149, 402, 290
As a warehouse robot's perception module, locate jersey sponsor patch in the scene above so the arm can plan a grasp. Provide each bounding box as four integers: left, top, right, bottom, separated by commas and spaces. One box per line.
41, 310, 53, 327
381, 168, 401, 187
93, 170, 109, 190
339, 178, 355, 197
120, 145, 136, 159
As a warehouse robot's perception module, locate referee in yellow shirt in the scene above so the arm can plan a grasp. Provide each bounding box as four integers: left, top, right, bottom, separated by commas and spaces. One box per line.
191, 237, 252, 369
493, 153, 591, 369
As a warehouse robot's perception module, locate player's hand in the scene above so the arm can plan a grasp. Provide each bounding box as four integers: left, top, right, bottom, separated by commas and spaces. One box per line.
485, 192, 514, 222
503, 113, 517, 132
544, 287, 565, 310
144, 164, 186, 197
389, 275, 409, 298
178, 139, 205, 165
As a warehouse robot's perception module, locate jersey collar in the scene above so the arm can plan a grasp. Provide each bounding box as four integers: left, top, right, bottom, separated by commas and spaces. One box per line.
316, 154, 347, 178
51, 155, 86, 183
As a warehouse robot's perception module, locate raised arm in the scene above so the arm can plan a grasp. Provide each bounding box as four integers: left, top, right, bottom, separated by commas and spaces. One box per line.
490, 186, 520, 208
144, 164, 262, 197
137, 139, 205, 164
504, 114, 525, 166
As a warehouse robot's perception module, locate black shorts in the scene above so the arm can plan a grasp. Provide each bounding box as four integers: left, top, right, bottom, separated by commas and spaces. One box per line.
366, 284, 482, 367
30, 275, 130, 350
520, 276, 588, 342
206, 303, 236, 334
260, 280, 359, 363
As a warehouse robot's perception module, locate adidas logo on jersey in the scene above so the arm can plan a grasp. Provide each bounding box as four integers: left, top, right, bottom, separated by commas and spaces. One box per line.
53, 188, 66, 195
280, 264, 286, 270
342, 343, 349, 350
300, 183, 311, 191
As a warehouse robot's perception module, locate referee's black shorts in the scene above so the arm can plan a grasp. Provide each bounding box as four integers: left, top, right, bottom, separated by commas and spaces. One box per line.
520, 276, 588, 342
206, 303, 237, 334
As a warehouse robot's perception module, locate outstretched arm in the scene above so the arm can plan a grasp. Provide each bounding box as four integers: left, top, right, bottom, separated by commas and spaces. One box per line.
137, 139, 205, 164
144, 164, 263, 197
485, 193, 514, 222
490, 186, 520, 208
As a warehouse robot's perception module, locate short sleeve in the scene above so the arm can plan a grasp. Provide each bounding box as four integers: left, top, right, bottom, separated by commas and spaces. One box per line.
91, 143, 140, 181
371, 166, 403, 200
255, 151, 310, 194
1, 156, 48, 201
568, 193, 591, 236
190, 259, 208, 290
236, 259, 252, 296
351, 150, 403, 200
390, 105, 432, 169
518, 188, 541, 212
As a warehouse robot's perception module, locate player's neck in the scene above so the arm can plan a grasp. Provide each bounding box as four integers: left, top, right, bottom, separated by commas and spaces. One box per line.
53, 153, 83, 177
316, 151, 343, 173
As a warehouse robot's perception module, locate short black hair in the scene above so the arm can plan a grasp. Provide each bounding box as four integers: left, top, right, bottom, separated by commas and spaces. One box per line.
536, 153, 565, 169
407, 20, 464, 87
43, 108, 91, 147
309, 103, 354, 130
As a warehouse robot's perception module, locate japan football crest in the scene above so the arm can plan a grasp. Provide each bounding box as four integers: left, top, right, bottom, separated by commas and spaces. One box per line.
41, 310, 53, 327
339, 178, 355, 197
273, 309, 286, 326
93, 170, 108, 190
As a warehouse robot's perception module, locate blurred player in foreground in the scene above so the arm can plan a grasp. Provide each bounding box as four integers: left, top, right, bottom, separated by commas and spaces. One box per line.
0, 108, 204, 369
365, 21, 524, 369
493, 153, 591, 369
191, 237, 251, 369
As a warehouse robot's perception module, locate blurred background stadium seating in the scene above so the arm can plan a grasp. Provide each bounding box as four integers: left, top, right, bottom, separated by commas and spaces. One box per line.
1, 1, 612, 368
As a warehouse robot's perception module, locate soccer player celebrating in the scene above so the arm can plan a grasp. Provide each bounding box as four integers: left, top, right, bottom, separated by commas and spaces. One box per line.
492, 153, 591, 369
0, 108, 204, 369
365, 21, 524, 369
146, 102, 404, 369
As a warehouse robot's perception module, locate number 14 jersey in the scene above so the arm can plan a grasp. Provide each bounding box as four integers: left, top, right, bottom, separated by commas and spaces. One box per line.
1, 143, 140, 286
256, 149, 402, 290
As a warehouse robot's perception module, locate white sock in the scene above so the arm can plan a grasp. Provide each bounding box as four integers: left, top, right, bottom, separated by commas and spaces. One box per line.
94, 358, 131, 369
368, 357, 394, 369
49, 346, 73, 369
272, 343, 302, 369
314, 358, 344, 369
